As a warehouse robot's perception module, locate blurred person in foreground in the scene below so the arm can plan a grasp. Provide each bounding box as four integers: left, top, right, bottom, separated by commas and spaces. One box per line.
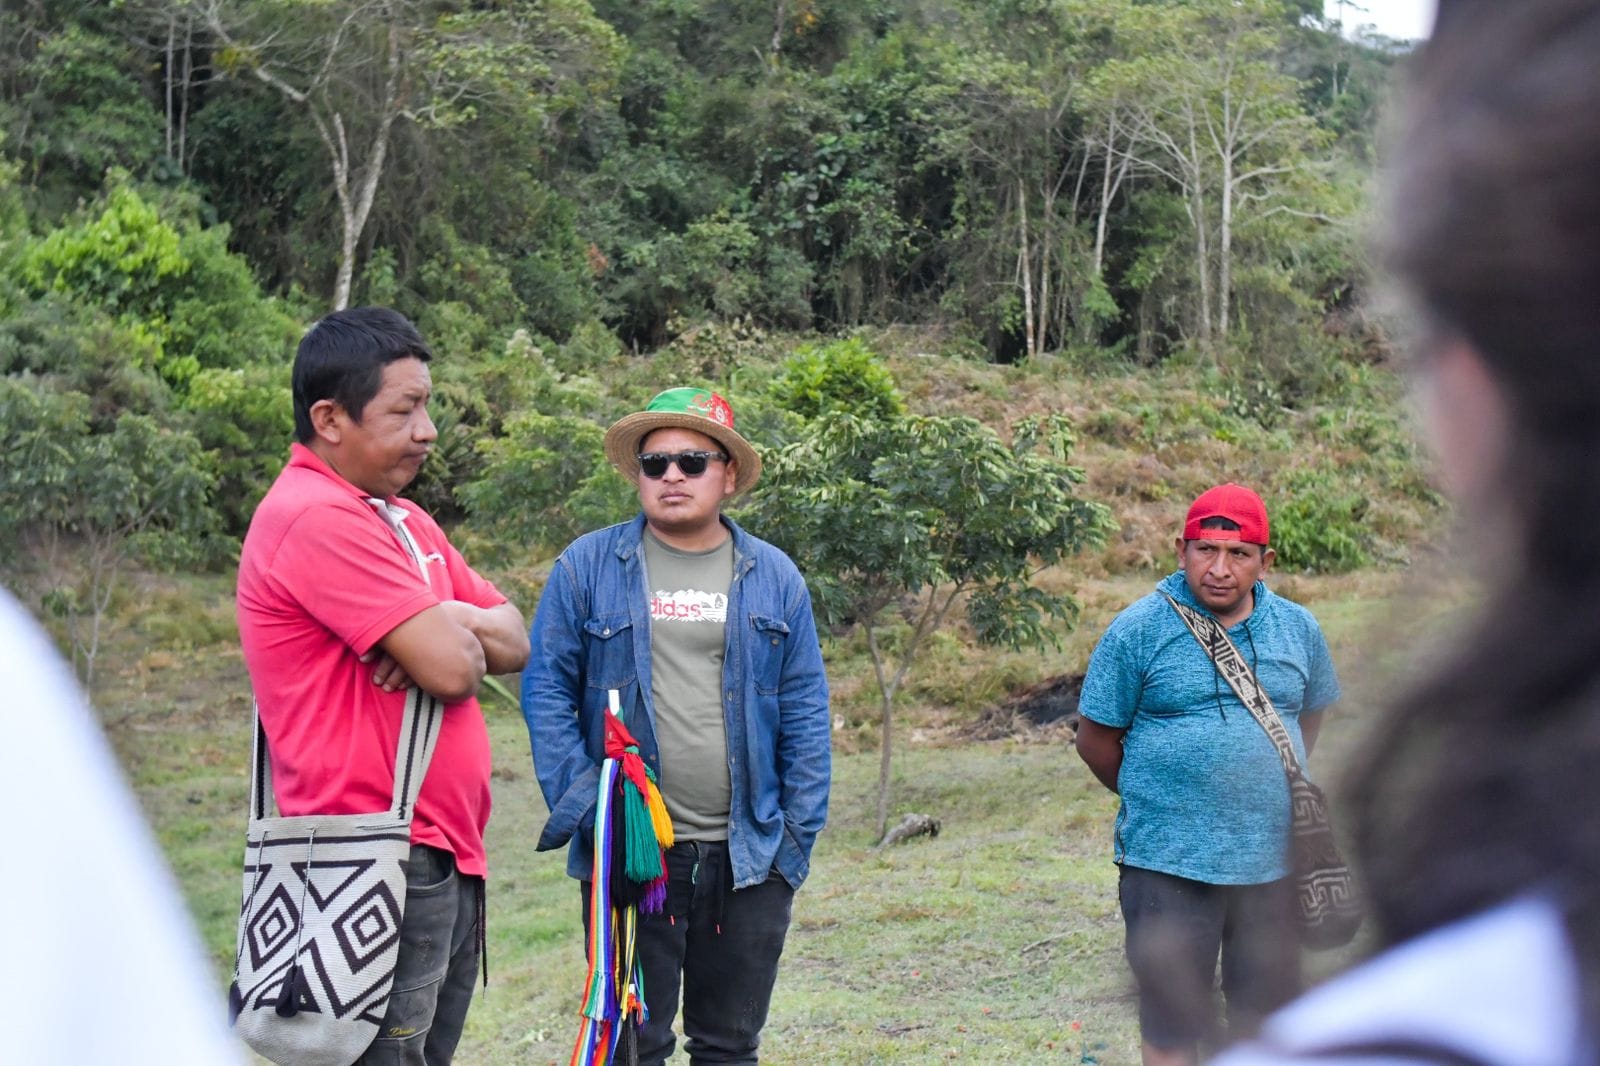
1214, 1, 1600, 1061
1077, 484, 1342, 1066
0, 587, 243, 1064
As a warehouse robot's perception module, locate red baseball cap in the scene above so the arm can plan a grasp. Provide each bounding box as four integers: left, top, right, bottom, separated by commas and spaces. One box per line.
1183, 483, 1270, 544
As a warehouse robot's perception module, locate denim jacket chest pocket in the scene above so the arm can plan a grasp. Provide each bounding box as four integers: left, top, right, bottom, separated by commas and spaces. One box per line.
750, 614, 790, 695
582, 613, 637, 691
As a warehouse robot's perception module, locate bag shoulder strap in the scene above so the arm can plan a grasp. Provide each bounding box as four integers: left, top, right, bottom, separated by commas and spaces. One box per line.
250, 686, 442, 823
1161, 591, 1304, 780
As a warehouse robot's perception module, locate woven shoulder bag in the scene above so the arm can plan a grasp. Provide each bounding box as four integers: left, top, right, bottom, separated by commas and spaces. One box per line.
229, 688, 441, 1065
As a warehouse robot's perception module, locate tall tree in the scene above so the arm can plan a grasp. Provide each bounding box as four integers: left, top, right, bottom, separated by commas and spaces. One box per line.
200, 0, 621, 310
1092, 0, 1331, 351
909, 1, 1142, 358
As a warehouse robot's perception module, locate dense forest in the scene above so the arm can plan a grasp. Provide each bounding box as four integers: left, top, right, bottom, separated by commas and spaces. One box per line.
0, 0, 1417, 686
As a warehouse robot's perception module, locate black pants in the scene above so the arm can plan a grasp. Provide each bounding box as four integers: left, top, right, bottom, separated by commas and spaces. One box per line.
358, 844, 482, 1066
1117, 864, 1299, 1051
583, 840, 795, 1065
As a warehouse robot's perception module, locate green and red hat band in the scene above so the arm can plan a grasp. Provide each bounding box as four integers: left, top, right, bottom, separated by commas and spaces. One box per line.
645, 387, 735, 431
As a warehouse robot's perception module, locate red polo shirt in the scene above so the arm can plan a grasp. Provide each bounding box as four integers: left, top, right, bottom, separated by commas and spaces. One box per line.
237, 444, 503, 876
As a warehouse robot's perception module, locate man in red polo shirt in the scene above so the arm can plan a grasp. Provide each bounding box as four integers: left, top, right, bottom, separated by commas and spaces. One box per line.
237, 306, 529, 1065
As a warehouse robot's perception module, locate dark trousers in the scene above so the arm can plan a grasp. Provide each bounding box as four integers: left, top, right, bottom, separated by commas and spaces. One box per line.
1117, 864, 1299, 1052
358, 844, 482, 1066
583, 840, 795, 1066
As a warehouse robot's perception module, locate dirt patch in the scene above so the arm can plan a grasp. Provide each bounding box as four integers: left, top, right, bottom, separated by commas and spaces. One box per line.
965, 671, 1084, 740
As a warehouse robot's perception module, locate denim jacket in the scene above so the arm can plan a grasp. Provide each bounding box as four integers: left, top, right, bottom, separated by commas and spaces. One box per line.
521, 514, 831, 890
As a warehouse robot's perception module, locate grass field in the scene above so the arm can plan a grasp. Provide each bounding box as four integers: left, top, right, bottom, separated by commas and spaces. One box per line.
88, 559, 1450, 1065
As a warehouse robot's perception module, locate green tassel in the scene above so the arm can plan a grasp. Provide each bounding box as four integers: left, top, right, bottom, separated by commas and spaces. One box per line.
621, 781, 664, 883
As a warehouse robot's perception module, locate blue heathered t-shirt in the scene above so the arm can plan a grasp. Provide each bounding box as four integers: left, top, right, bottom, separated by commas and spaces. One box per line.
1079, 571, 1341, 884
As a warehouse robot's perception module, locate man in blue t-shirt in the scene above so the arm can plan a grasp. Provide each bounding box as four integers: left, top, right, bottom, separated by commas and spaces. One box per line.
1076, 483, 1341, 1066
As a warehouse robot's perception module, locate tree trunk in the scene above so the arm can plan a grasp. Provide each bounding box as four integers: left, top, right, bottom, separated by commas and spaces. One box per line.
1037, 188, 1054, 356
1186, 114, 1214, 350
875, 685, 894, 843
1191, 185, 1213, 349
178, 14, 193, 170
770, 0, 787, 67
164, 15, 176, 159
864, 620, 899, 843
334, 202, 358, 310
1017, 179, 1037, 359
1219, 129, 1234, 340
1093, 114, 1132, 279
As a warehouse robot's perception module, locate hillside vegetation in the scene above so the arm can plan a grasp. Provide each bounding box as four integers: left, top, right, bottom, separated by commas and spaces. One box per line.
3, 2, 1412, 607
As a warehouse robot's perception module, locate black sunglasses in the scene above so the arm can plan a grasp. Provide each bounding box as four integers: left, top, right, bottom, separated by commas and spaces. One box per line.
637, 449, 730, 478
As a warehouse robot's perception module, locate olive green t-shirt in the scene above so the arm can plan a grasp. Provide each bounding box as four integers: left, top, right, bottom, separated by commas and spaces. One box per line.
642, 529, 734, 840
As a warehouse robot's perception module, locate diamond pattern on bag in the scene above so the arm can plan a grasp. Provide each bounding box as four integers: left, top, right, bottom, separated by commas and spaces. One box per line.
303, 938, 404, 1018
245, 956, 313, 1013
334, 879, 403, 970
246, 880, 300, 970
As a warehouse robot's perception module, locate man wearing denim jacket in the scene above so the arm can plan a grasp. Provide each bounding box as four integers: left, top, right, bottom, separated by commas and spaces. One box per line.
521, 387, 831, 1066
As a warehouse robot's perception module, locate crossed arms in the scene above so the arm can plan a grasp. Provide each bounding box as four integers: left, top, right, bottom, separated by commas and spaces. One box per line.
367, 600, 529, 702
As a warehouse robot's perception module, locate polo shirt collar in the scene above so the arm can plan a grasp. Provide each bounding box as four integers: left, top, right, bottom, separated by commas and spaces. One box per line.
288, 442, 405, 510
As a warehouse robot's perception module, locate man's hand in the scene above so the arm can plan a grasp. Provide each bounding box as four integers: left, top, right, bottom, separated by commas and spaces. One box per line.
439, 600, 530, 676
369, 601, 527, 702
376, 605, 487, 702
359, 648, 415, 693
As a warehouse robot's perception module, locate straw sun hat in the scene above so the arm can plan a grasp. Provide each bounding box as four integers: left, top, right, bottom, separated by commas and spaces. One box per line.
602, 387, 763, 495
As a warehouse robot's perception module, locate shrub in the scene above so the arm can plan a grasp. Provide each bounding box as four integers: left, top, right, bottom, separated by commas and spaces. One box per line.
459, 411, 635, 559
181, 364, 294, 537
13, 179, 298, 390
1271, 468, 1370, 573
767, 336, 904, 422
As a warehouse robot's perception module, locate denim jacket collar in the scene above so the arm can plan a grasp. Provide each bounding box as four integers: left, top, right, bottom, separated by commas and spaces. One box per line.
612, 513, 757, 581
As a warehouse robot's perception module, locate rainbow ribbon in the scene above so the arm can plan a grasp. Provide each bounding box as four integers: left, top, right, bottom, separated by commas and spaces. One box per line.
569, 690, 674, 1066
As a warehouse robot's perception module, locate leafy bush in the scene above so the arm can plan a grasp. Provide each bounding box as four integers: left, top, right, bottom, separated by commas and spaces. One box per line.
0, 375, 221, 684
9, 24, 163, 199
12, 179, 298, 390
181, 364, 293, 537
410, 222, 529, 358
1271, 468, 1370, 573
459, 410, 635, 559
0, 376, 219, 560
767, 336, 904, 422
166, 224, 301, 374
16, 182, 187, 311
0, 296, 170, 419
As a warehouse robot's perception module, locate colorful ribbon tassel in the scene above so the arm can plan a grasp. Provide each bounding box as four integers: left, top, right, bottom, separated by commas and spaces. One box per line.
569, 690, 675, 1066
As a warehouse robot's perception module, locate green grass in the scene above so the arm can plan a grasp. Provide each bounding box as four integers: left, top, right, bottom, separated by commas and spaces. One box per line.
453, 724, 1143, 1065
